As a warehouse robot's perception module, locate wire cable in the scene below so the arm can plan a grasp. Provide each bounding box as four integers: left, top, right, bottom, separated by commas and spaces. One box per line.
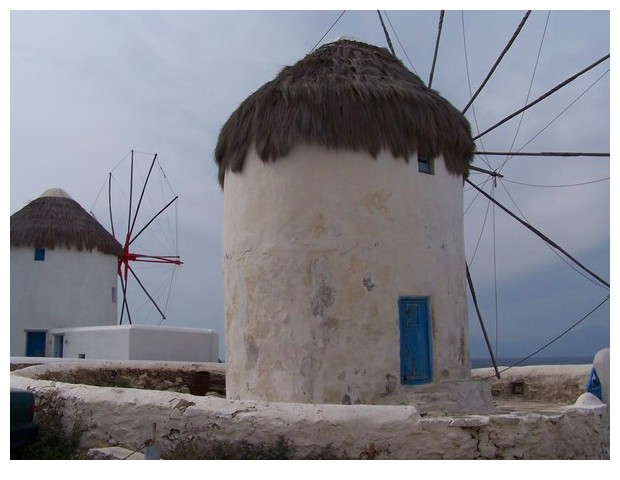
310, 11, 346, 52
466, 179, 610, 289
461, 11, 491, 169
489, 294, 610, 376
472, 54, 609, 141
497, 178, 609, 290
461, 11, 531, 115
506, 69, 610, 160
502, 177, 609, 188
383, 11, 417, 75
500, 11, 550, 174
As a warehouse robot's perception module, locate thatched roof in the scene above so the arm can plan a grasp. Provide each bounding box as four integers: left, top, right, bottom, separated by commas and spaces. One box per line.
215, 39, 474, 187
10, 188, 123, 256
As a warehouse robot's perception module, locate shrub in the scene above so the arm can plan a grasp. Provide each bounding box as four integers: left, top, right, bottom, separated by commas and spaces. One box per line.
11, 385, 85, 460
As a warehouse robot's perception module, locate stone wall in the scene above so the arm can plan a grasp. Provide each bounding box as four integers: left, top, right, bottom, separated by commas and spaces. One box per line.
472, 365, 592, 404
27, 363, 225, 397
10, 359, 609, 459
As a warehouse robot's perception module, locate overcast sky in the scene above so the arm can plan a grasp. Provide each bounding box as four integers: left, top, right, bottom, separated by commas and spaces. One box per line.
6, 4, 613, 361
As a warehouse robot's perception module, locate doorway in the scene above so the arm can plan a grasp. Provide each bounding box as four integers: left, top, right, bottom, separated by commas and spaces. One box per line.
53, 334, 64, 358
25, 331, 47, 357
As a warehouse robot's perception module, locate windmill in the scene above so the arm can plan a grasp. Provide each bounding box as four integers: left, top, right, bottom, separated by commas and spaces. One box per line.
91, 150, 183, 325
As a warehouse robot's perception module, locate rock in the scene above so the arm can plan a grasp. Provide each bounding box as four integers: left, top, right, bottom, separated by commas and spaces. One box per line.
574, 392, 603, 407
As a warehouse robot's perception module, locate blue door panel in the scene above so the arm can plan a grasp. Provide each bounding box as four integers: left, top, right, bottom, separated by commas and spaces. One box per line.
399, 298, 432, 384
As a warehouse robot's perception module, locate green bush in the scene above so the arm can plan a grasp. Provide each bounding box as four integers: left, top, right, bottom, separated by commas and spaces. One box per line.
11, 385, 85, 460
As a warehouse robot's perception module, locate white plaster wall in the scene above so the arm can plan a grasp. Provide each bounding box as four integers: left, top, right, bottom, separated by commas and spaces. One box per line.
53, 326, 131, 360
128, 325, 219, 363
593, 348, 610, 405
10, 246, 118, 356
50, 325, 219, 362
223, 145, 471, 405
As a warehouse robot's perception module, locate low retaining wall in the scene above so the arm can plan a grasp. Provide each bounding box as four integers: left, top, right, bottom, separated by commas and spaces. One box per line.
10, 359, 609, 459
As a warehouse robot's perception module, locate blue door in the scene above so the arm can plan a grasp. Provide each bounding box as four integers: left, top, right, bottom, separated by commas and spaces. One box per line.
398, 297, 432, 385
25, 331, 46, 357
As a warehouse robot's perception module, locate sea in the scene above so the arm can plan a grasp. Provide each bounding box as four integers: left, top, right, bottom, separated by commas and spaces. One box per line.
471, 355, 594, 369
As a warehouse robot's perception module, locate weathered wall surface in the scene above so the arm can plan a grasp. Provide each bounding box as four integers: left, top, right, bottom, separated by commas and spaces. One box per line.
10, 246, 118, 356
10, 361, 609, 459
223, 145, 474, 405
472, 365, 594, 404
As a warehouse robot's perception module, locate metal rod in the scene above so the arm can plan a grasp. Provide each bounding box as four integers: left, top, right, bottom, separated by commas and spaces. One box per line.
377, 11, 396, 56
469, 165, 504, 177
127, 150, 134, 235
108, 172, 115, 238
428, 10, 444, 88
462, 11, 531, 114
466, 263, 501, 379
118, 271, 132, 325
472, 54, 610, 141
128, 196, 179, 247
466, 179, 610, 288
475, 151, 609, 157
128, 264, 166, 320
129, 153, 158, 240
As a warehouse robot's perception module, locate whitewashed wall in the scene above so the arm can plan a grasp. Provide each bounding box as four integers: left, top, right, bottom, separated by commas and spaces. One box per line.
49, 325, 219, 363
223, 145, 479, 406
10, 361, 610, 460
10, 246, 118, 356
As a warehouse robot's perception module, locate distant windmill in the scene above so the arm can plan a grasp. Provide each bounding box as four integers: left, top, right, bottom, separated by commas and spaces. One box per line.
91, 150, 183, 325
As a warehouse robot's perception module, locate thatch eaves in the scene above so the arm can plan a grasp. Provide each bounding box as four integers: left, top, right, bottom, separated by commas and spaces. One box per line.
215, 39, 474, 187
10, 189, 123, 256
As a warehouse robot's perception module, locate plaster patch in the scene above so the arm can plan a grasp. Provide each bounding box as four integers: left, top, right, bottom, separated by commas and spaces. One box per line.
310, 212, 327, 237
362, 189, 395, 222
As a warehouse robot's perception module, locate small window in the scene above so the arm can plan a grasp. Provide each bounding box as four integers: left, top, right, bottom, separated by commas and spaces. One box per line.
511, 380, 525, 395
34, 248, 46, 261
112, 287, 117, 303
418, 156, 434, 175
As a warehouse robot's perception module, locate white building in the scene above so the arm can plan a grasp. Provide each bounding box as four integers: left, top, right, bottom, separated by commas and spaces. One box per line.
48, 324, 219, 363
216, 39, 489, 411
11, 188, 219, 364
10, 188, 122, 358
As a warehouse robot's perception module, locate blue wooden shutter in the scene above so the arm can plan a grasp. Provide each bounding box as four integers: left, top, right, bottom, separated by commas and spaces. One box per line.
399, 297, 432, 384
